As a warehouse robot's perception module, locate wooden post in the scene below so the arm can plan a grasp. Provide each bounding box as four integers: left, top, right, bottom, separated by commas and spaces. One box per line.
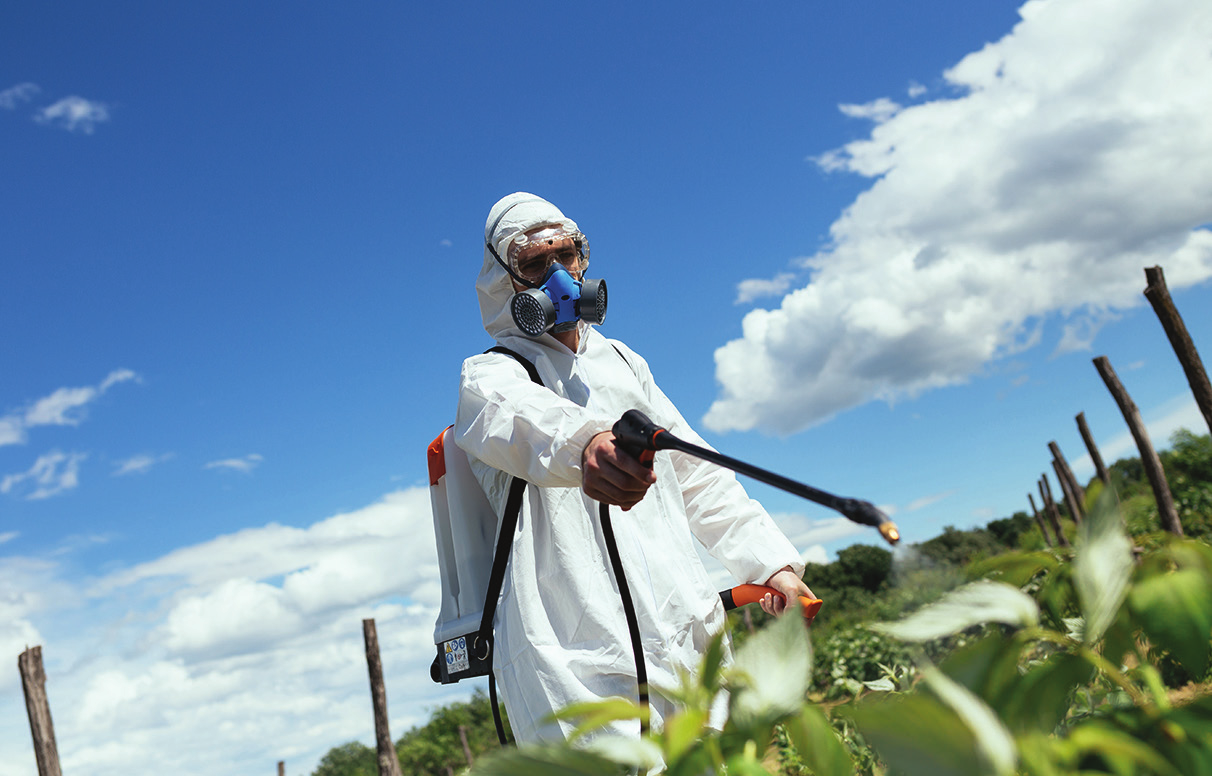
1051, 457, 1084, 526
1028, 493, 1054, 547
1144, 266, 1212, 436
278, 762, 285, 776
459, 724, 474, 766
1093, 356, 1182, 535
1039, 476, 1070, 548
18, 646, 62, 776
1076, 412, 1111, 487
363, 619, 404, 776
1048, 441, 1086, 520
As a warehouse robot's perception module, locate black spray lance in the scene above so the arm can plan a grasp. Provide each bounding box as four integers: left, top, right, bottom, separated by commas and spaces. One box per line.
611, 409, 901, 546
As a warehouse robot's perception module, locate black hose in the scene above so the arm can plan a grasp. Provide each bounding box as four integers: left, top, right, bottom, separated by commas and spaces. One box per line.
599, 502, 649, 734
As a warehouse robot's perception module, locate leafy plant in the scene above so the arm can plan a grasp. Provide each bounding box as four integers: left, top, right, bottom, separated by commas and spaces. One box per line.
845, 487, 1212, 775
464, 488, 1212, 776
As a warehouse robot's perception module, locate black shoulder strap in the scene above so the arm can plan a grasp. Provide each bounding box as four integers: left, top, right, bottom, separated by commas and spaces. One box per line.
486, 345, 542, 385
477, 345, 543, 638
476, 345, 544, 746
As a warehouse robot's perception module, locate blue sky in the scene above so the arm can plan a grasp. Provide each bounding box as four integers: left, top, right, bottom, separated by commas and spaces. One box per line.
3, 0, 1211, 773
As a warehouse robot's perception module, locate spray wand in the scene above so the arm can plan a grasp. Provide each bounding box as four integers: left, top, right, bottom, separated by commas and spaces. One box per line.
612, 410, 900, 545
611, 409, 900, 624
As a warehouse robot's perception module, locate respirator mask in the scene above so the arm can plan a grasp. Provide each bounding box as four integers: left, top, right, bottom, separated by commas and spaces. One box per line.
488, 222, 607, 338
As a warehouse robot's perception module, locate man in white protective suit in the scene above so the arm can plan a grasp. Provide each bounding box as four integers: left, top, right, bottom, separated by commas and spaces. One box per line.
454, 192, 813, 744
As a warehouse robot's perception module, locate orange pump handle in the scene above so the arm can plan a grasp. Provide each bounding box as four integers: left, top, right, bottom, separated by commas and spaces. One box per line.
728, 584, 823, 624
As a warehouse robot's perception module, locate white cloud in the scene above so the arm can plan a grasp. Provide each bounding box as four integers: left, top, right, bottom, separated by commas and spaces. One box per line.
0, 488, 454, 775
112, 453, 174, 476
0, 82, 39, 109
706, 0, 1212, 434
1, 369, 139, 448
905, 490, 956, 512
203, 453, 263, 474
1, 451, 87, 500
35, 96, 111, 133
838, 97, 902, 123
735, 272, 796, 304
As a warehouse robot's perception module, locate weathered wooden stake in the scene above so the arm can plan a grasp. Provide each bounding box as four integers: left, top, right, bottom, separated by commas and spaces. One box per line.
1051, 457, 1084, 527
1039, 475, 1070, 548
1076, 412, 1111, 487
1144, 266, 1212, 436
459, 724, 474, 766
1027, 492, 1054, 547
18, 646, 62, 776
1049, 441, 1085, 520
278, 761, 285, 776
1093, 356, 1182, 535
363, 619, 404, 776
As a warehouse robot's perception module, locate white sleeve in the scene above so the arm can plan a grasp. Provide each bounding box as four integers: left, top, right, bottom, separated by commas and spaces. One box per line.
453, 353, 615, 488
615, 343, 805, 584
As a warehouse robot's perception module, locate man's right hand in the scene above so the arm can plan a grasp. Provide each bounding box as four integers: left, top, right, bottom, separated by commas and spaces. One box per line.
581, 431, 657, 510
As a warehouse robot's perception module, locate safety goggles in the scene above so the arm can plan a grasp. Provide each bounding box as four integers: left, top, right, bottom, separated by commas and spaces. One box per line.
507, 224, 590, 285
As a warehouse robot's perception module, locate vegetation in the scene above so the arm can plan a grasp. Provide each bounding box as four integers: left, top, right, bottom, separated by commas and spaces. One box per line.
313, 429, 1212, 775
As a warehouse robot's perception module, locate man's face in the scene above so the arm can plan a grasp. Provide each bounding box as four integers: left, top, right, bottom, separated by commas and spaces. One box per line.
508, 227, 585, 287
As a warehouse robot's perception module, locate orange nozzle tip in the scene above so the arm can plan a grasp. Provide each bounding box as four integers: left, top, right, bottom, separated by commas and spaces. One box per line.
879, 522, 900, 545
799, 597, 823, 623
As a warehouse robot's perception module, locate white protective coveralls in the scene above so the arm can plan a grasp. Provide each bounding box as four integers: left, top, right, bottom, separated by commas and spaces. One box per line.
454, 192, 804, 744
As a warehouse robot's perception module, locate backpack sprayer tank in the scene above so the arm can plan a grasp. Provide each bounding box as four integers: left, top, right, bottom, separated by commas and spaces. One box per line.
428, 426, 499, 683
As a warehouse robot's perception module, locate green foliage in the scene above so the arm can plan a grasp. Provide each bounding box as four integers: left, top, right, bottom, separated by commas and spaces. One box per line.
917, 525, 1005, 568
458, 493, 1212, 776
986, 511, 1034, 548
310, 741, 377, 776
314, 431, 1212, 774
395, 689, 505, 775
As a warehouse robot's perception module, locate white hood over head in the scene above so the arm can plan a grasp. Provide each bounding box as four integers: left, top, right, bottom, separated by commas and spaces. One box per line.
477, 192, 581, 340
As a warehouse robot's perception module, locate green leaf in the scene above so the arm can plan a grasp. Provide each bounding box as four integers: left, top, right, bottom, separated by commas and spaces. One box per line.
583, 735, 663, 772
727, 611, 813, 727
467, 743, 628, 776
870, 580, 1039, 643
938, 633, 1023, 706
995, 653, 1094, 735
1073, 489, 1134, 644
920, 664, 1017, 776
968, 551, 1059, 586
1129, 567, 1212, 678
547, 697, 648, 741
700, 627, 728, 694
1066, 721, 1182, 776
846, 692, 985, 776
782, 704, 854, 776
661, 708, 707, 763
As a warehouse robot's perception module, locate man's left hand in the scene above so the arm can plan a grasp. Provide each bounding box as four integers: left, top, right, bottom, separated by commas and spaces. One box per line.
759, 567, 814, 617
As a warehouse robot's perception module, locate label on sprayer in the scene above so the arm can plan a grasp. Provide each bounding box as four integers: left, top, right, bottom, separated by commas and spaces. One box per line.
444, 636, 470, 673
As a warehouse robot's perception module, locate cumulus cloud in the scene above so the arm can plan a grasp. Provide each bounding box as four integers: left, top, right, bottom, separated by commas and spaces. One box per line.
0, 82, 39, 109
0, 488, 452, 774
1, 369, 139, 448
706, 0, 1212, 434
203, 453, 263, 474
35, 95, 111, 133
1, 451, 87, 500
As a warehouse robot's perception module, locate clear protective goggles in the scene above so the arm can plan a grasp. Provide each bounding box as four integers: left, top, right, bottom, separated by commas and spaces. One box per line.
506, 223, 590, 285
